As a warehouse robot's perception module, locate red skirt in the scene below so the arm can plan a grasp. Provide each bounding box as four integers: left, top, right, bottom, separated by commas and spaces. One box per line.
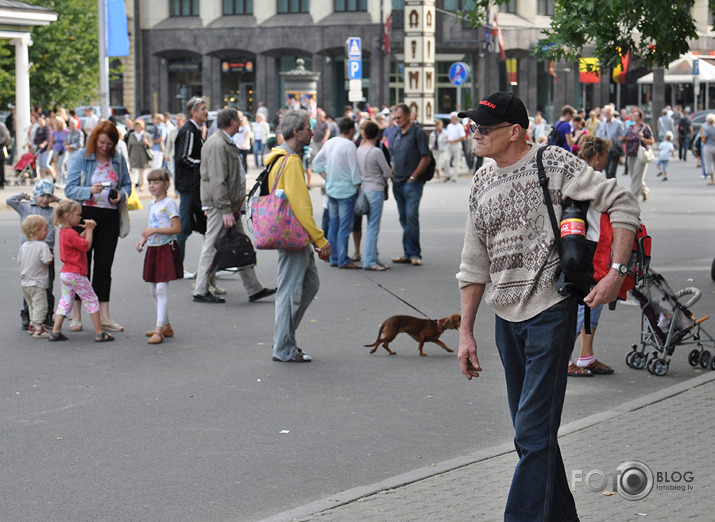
143, 240, 183, 283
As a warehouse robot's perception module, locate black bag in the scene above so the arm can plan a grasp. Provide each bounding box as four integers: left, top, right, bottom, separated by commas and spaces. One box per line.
423, 151, 436, 181
214, 226, 256, 270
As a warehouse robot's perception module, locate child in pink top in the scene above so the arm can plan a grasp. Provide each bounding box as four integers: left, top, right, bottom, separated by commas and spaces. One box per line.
49, 199, 114, 343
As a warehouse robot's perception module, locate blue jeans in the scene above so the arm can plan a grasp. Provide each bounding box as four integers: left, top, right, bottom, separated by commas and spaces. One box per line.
253, 140, 264, 167
362, 189, 384, 268
328, 193, 357, 266
494, 298, 579, 521
177, 191, 193, 260
273, 246, 320, 361
678, 136, 690, 160
392, 180, 424, 259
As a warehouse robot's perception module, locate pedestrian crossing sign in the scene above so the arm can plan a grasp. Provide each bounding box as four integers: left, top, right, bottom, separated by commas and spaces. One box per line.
347, 37, 362, 60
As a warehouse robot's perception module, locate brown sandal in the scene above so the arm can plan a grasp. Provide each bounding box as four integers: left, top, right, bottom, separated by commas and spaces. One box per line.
147, 332, 164, 345
145, 327, 174, 338
568, 363, 593, 377
585, 359, 614, 374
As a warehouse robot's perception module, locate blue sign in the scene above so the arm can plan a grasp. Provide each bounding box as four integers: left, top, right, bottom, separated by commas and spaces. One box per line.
348, 60, 363, 80
694, 58, 700, 76
347, 37, 362, 60
449, 62, 468, 86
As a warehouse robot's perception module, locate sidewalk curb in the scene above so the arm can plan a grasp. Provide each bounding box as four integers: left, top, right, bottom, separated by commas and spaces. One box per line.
260, 371, 715, 522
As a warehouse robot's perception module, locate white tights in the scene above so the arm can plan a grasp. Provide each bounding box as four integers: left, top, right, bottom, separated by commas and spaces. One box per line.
150, 282, 169, 328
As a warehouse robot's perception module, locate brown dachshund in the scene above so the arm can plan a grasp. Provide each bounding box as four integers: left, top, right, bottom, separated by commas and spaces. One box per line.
365, 314, 461, 356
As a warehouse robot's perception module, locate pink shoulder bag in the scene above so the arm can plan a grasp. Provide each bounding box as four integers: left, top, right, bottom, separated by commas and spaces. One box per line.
251, 154, 310, 250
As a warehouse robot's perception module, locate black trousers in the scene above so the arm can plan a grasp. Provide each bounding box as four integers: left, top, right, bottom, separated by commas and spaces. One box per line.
79, 205, 120, 302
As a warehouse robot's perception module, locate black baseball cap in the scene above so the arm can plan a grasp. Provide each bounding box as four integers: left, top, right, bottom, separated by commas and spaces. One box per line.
458, 92, 529, 129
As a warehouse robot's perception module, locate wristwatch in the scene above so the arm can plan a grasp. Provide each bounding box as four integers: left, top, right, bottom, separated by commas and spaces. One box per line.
611, 262, 628, 276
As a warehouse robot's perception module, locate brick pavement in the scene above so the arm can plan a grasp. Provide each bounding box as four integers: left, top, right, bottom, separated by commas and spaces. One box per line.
264, 372, 715, 522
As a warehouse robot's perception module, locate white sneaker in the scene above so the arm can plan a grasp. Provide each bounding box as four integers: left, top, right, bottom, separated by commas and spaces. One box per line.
183, 270, 195, 279
209, 284, 227, 295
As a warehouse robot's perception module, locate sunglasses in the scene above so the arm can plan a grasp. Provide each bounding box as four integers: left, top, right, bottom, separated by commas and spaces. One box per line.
469, 123, 514, 136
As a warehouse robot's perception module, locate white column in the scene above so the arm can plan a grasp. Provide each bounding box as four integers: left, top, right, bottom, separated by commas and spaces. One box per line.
10, 33, 32, 158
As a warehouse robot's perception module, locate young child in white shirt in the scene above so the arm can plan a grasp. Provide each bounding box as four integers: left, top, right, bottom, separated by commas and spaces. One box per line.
657, 131, 676, 181
18, 215, 54, 338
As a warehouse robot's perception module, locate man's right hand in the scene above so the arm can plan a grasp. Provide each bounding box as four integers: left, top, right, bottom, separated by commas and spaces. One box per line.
315, 242, 331, 260
458, 335, 482, 380
222, 213, 236, 229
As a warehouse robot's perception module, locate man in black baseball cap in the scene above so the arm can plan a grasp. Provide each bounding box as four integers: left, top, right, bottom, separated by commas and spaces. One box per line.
457, 91, 640, 521
458, 91, 529, 129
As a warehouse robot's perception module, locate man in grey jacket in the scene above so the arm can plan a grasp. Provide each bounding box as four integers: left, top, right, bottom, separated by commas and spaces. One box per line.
192, 108, 276, 304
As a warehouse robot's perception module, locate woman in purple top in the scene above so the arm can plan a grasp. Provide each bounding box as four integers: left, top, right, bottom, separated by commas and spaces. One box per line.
52, 117, 68, 184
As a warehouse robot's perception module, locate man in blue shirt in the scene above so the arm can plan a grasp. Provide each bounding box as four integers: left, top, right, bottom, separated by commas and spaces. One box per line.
390, 103, 430, 266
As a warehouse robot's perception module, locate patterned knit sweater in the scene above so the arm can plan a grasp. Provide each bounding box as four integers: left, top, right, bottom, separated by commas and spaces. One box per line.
456, 144, 640, 322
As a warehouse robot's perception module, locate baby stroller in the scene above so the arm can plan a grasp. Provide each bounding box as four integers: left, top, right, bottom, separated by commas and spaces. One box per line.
626, 266, 715, 376
13, 152, 38, 186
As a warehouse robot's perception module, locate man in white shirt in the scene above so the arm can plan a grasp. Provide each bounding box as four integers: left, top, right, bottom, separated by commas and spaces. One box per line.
444, 111, 466, 181
83, 107, 99, 137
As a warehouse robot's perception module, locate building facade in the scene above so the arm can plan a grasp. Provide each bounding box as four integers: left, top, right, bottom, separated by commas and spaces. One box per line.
130, 1, 715, 123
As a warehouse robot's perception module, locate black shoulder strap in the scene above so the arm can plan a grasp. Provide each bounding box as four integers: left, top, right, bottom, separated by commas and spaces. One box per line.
536, 146, 561, 257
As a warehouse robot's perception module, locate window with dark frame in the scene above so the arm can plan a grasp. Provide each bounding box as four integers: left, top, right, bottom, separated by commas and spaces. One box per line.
335, 0, 367, 11
223, 0, 253, 15
277, 0, 309, 13
170, 0, 199, 16
537, 0, 555, 16
501, 0, 517, 14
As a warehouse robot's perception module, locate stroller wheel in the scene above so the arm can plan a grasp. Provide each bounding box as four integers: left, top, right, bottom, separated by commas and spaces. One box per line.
699, 350, 712, 369
649, 358, 669, 376
711, 357, 715, 371
711, 257, 715, 282
688, 349, 701, 367
631, 351, 647, 370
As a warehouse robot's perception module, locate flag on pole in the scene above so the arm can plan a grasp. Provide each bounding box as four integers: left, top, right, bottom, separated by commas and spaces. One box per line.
549, 61, 561, 82
106, 0, 130, 57
612, 50, 629, 84
493, 15, 506, 61
579, 57, 600, 84
383, 14, 391, 55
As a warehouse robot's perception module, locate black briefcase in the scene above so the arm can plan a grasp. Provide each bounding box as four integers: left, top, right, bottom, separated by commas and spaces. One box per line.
214, 226, 256, 270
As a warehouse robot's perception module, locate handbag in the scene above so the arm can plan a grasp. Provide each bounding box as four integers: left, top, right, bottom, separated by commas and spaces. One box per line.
354, 189, 370, 217
118, 190, 130, 238
213, 225, 256, 271
127, 187, 143, 211
250, 154, 310, 250
637, 145, 655, 164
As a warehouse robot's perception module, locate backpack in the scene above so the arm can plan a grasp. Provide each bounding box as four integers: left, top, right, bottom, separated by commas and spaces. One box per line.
536, 146, 651, 329
422, 151, 436, 181
678, 116, 692, 136
548, 121, 566, 147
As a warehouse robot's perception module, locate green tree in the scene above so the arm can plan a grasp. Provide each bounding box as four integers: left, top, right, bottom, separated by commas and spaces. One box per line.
461, 0, 700, 70
0, 0, 99, 110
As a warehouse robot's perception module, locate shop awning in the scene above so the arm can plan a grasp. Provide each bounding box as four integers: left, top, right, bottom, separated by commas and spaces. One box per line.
637, 53, 715, 84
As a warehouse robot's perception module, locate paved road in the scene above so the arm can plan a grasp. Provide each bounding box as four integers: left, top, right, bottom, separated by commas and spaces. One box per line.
0, 155, 713, 521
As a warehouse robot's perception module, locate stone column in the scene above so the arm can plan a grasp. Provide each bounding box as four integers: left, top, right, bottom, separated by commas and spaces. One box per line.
10, 33, 32, 156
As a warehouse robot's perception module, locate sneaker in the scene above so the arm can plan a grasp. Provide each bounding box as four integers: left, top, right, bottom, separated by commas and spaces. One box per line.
350, 252, 361, 262
249, 287, 277, 302
183, 270, 196, 279
273, 350, 312, 362
32, 326, 51, 339
209, 284, 227, 295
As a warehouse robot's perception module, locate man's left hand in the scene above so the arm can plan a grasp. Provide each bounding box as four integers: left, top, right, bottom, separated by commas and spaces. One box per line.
223, 213, 236, 229
583, 271, 623, 308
